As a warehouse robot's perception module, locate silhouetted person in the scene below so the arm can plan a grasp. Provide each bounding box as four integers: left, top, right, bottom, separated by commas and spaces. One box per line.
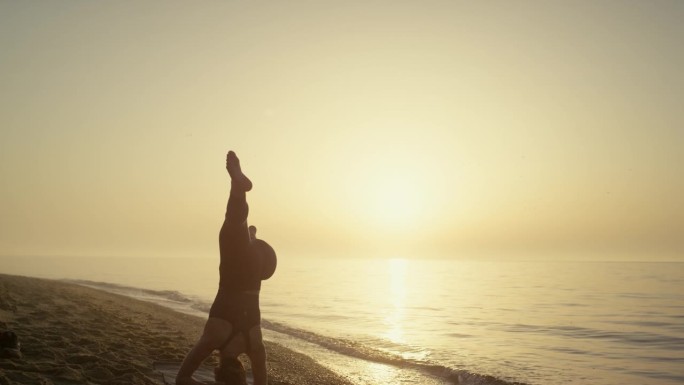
176, 151, 277, 385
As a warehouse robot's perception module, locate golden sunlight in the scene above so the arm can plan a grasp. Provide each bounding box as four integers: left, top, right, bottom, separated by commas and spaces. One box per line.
366, 175, 424, 231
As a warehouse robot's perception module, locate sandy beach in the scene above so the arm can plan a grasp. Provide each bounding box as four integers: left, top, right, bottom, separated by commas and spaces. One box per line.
0, 274, 353, 385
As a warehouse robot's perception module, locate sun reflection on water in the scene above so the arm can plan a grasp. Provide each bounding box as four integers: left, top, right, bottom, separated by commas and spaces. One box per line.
384, 258, 408, 344
364, 360, 403, 384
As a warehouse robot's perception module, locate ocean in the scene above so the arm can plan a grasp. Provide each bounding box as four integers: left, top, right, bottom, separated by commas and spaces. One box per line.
1, 256, 682, 385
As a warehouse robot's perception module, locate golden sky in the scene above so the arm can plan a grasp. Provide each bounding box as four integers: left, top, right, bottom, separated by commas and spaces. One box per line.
1, 1, 682, 260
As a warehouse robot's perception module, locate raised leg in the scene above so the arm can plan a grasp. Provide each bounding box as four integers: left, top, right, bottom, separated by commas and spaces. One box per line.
220, 151, 252, 253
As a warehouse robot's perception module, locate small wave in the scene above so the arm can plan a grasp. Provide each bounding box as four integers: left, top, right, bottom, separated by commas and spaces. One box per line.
500, 322, 684, 350
65, 279, 212, 316
446, 332, 474, 338
262, 320, 528, 385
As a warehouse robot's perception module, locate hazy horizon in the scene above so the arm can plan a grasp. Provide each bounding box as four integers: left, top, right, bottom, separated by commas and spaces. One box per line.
1, 1, 682, 261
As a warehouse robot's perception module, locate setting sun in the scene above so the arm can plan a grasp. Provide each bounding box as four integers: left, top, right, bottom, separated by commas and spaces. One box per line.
340, 144, 446, 238
365, 174, 424, 230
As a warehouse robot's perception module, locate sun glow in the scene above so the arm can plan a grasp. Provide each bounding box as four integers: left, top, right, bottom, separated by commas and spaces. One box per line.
365, 174, 424, 230
349, 146, 444, 236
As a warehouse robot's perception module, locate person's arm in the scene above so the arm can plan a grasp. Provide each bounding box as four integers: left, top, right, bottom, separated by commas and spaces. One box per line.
248, 335, 268, 385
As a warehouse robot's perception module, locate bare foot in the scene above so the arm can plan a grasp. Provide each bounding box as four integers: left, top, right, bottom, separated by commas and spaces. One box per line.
226, 151, 253, 191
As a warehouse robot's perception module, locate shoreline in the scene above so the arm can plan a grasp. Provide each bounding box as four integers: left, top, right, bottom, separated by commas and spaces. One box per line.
0, 273, 353, 385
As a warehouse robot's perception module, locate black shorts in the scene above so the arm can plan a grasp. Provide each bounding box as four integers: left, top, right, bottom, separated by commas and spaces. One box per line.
208, 288, 260, 331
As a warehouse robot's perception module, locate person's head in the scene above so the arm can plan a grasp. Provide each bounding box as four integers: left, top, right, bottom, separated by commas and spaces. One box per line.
253, 238, 277, 280
214, 356, 247, 385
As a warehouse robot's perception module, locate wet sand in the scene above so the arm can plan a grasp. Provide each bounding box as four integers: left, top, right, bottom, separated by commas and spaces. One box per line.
0, 274, 353, 385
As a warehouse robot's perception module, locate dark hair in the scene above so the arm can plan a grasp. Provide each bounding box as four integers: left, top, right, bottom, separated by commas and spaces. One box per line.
214, 357, 247, 385
254, 239, 277, 280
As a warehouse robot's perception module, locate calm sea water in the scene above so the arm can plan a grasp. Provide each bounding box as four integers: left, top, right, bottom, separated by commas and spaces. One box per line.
1, 256, 683, 385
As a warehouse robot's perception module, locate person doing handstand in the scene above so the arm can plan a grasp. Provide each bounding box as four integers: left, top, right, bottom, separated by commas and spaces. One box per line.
176, 151, 277, 385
